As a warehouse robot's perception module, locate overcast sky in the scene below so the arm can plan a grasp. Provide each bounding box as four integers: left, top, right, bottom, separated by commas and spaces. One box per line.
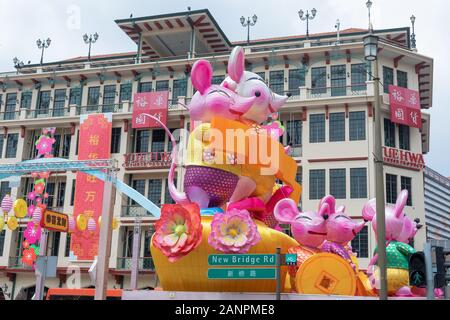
0, 0, 449, 176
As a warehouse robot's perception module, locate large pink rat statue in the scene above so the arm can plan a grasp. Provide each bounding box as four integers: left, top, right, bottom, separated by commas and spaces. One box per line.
274, 198, 328, 290
362, 189, 417, 296
320, 195, 366, 271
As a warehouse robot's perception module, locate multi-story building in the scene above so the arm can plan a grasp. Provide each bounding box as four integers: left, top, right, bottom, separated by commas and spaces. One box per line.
0, 9, 433, 299
424, 167, 450, 240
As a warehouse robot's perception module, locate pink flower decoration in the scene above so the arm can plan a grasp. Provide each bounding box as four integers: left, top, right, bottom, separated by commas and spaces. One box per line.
27, 192, 36, 201
34, 183, 45, 195
24, 221, 42, 244
36, 136, 54, 155
27, 205, 35, 217
31, 172, 39, 178
208, 209, 261, 254
153, 203, 202, 263
39, 172, 50, 179
22, 248, 37, 267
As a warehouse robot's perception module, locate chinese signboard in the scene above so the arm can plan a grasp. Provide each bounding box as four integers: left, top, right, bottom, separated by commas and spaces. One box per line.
389, 85, 422, 128
41, 210, 69, 233
123, 152, 172, 169
383, 146, 425, 170
71, 113, 112, 261
132, 92, 169, 129
207, 268, 276, 280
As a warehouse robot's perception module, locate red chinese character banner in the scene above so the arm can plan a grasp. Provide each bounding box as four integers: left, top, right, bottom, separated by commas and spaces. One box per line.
132, 91, 169, 129
71, 114, 112, 261
389, 85, 422, 128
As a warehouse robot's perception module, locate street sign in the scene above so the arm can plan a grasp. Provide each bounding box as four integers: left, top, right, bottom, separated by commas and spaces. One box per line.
208, 254, 276, 266
285, 254, 297, 266
207, 268, 276, 280
41, 210, 69, 233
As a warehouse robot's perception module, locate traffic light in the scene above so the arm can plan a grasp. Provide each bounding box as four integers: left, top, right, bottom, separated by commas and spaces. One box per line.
409, 252, 427, 288
434, 246, 450, 288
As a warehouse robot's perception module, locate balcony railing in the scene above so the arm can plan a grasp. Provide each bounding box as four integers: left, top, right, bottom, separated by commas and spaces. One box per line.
0, 111, 20, 120
123, 152, 172, 170
287, 146, 302, 158
26, 107, 70, 119
8, 256, 33, 269
121, 205, 158, 217
116, 257, 155, 271
76, 103, 123, 115
305, 85, 367, 99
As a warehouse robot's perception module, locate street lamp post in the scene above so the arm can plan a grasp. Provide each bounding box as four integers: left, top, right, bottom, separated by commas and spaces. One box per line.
240, 14, 258, 46
298, 8, 317, 39
13, 57, 24, 70
363, 23, 389, 301
410, 15, 417, 49
83, 33, 99, 62
36, 38, 51, 66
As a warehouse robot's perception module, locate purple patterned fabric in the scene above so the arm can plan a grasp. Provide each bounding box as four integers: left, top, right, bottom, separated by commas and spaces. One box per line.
184, 166, 238, 208
321, 241, 352, 261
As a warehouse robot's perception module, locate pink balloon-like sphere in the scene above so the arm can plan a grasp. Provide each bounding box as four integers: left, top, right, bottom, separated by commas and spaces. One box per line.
87, 218, 96, 232
1, 195, 13, 213
68, 216, 75, 232
32, 207, 42, 224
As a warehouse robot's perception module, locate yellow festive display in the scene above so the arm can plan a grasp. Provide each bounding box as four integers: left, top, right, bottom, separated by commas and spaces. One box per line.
0, 216, 4, 231
7, 216, 19, 231
294, 253, 357, 296
151, 216, 299, 292
97, 216, 118, 230
76, 214, 87, 231
13, 199, 28, 219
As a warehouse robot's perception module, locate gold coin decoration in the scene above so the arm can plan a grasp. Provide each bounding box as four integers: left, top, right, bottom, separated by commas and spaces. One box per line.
7, 216, 19, 231
14, 199, 28, 219
76, 214, 87, 231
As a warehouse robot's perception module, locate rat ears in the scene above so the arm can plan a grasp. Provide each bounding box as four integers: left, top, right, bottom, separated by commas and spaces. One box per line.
191, 59, 213, 95
319, 195, 336, 214
362, 198, 377, 222
395, 189, 409, 218
274, 198, 299, 224
228, 46, 245, 83
318, 202, 330, 218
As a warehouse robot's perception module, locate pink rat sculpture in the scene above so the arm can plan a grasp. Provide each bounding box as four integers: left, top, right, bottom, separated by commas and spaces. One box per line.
274, 198, 328, 290
320, 195, 366, 271
362, 189, 417, 296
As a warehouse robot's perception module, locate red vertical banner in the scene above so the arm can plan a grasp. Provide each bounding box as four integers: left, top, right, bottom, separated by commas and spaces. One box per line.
389, 85, 422, 128
71, 114, 112, 261
132, 91, 169, 129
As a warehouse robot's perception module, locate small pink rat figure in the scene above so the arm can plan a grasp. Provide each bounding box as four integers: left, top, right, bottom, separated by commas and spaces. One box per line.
274, 198, 328, 290
362, 190, 417, 296
320, 195, 366, 271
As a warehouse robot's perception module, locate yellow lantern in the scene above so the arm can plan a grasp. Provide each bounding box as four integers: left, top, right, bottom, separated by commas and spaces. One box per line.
98, 216, 119, 230
7, 216, 18, 231
76, 214, 87, 231
0, 216, 5, 231
13, 199, 28, 219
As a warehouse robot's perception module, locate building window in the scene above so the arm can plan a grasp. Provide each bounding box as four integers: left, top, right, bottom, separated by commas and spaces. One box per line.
386, 174, 398, 204
310, 114, 325, 143
21, 91, 32, 109
70, 179, 76, 206
397, 70, 408, 88
286, 120, 302, 147
350, 168, 367, 199
5, 133, 19, 158
138, 82, 152, 93
351, 63, 367, 91
398, 124, 410, 150
269, 70, 284, 95
75, 130, 79, 156
62, 134, 71, 158
349, 111, 366, 141
351, 226, 369, 258
165, 179, 176, 204
212, 75, 225, 85
256, 72, 266, 82
0, 181, 11, 201
151, 130, 165, 153
329, 112, 345, 142
69, 88, 81, 106
309, 169, 325, 200
111, 128, 121, 154
87, 87, 100, 109
57, 182, 66, 208
384, 118, 396, 147
37, 91, 51, 116
65, 233, 71, 257
311, 67, 327, 94
4, 93, 17, 120
46, 182, 56, 209
102, 85, 116, 112
288, 69, 306, 96
53, 134, 61, 157
135, 130, 150, 153
167, 128, 181, 153
156, 80, 169, 92
383, 66, 394, 93
331, 65, 346, 96
0, 134, 4, 158
172, 79, 187, 99
49, 232, 60, 256
53, 89, 66, 117
401, 176, 412, 206
131, 180, 146, 205
119, 83, 132, 102
330, 169, 346, 199
148, 179, 162, 206
0, 230, 5, 256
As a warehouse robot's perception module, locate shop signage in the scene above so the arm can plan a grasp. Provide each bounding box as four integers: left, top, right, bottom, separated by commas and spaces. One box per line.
132, 92, 169, 129
389, 85, 422, 128
383, 146, 425, 170
208, 254, 276, 266
123, 152, 172, 169
207, 268, 276, 280
41, 210, 69, 233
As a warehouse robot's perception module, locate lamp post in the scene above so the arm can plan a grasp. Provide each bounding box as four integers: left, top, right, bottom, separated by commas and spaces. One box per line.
298, 8, 317, 39
13, 57, 24, 69
240, 14, 258, 46
83, 33, 99, 61
36, 38, 51, 66
363, 21, 388, 301
366, 0, 373, 30
410, 15, 417, 49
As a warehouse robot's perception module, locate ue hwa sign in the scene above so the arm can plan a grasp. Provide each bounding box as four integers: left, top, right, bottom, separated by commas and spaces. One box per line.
208, 254, 276, 266
208, 268, 276, 280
